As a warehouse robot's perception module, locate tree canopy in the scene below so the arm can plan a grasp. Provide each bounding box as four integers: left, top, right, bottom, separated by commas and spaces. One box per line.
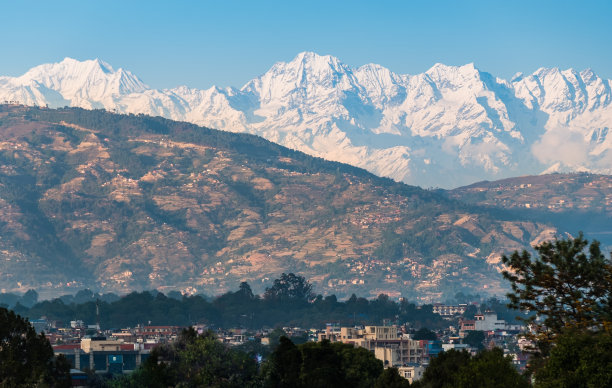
112, 328, 259, 388
263, 337, 385, 388
0, 307, 70, 387
502, 233, 612, 347
412, 348, 529, 388
263, 273, 314, 303
533, 329, 612, 388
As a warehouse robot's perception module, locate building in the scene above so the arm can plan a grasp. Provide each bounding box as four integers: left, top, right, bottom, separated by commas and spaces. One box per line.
397, 365, 425, 384
432, 304, 467, 316
81, 337, 134, 353
318, 325, 424, 366
474, 311, 506, 331
418, 340, 443, 364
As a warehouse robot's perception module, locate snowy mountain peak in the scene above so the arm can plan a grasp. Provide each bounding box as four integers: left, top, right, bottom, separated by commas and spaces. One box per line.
15, 57, 148, 106
1, 54, 611, 188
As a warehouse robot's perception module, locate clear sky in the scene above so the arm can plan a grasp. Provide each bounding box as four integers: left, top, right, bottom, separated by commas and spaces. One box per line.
2, 0, 611, 89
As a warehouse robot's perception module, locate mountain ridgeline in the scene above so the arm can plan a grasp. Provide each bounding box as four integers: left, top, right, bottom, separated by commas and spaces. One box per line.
0, 105, 557, 299
2, 53, 611, 188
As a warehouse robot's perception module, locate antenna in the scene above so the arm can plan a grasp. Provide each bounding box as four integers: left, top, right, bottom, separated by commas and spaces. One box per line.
96, 299, 101, 332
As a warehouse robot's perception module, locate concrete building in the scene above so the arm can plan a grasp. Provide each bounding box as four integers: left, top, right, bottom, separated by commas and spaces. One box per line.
318, 325, 424, 366
81, 337, 132, 353
398, 365, 425, 384
474, 311, 506, 332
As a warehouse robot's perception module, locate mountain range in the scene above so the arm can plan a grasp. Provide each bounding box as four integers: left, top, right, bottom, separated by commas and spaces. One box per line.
2, 53, 611, 188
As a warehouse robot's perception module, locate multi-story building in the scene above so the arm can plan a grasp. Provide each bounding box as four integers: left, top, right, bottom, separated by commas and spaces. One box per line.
54, 337, 151, 375
318, 325, 424, 366
474, 311, 506, 331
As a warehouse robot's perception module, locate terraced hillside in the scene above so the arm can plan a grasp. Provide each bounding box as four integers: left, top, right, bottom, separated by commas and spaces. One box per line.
0, 105, 557, 299
447, 173, 612, 248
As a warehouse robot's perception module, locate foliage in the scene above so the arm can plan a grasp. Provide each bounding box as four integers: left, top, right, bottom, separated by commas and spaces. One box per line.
374, 367, 411, 388
263, 273, 314, 303
454, 348, 530, 388
262, 336, 302, 388
534, 329, 612, 388
19, 284, 448, 330
413, 327, 437, 341
463, 330, 485, 349
414, 349, 471, 388
462, 304, 477, 320
502, 233, 612, 349
0, 307, 71, 387
114, 328, 259, 388
263, 338, 383, 388
413, 348, 528, 388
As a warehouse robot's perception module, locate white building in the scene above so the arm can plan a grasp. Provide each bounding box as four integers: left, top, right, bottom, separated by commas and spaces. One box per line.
474, 311, 506, 331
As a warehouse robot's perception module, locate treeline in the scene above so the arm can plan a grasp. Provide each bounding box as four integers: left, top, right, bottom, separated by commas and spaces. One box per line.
10, 274, 448, 329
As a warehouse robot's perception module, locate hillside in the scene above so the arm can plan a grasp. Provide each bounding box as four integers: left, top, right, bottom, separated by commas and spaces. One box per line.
0, 105, 557, 299
446, 173, 612, 247
2, 53, 612, 188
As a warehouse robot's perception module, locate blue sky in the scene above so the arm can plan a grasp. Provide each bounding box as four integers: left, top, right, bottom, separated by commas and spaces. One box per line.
2, 0, 611, 89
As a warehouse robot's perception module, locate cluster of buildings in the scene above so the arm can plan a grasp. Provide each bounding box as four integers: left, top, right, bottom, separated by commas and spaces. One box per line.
37, 304, 529, 385
37, 321, 181, 384
317, 324, 431, 383
311, 308, 530, 383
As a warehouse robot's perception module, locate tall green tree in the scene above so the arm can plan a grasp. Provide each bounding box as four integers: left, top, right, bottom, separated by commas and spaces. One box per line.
413, 348, 528, 388
0, 307, 71, 387
263, 338, 383, 388
463, 331, 485, 350
413, 327, 437, 341
454, 348, 529, 388
534, 329, 612, 388
502, 233, 612, 348
262, 336, 302, 388
414, 349, 471, 388
263, 273, 314, 303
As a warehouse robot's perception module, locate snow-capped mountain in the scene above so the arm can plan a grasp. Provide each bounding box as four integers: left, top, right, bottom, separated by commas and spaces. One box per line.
2, 53, 611, 188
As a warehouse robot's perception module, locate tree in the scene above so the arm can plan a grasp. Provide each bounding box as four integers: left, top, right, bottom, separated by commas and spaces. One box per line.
413, 349, 471, 388
116, 328, 259, 388
0, 307, 71, 387
374, 367, 411, 388
20, 289, 39, 307
413, 327, 437, 341
462, 304, 477, 320
534, 329, 612, 388
263, 273, 314, 303
413, 348, 529, 388
454, 348, 530, 388
263, 338, 383, 388
263, 336, 302, 388
463, 331, 485, 350
502, 233, 612, 348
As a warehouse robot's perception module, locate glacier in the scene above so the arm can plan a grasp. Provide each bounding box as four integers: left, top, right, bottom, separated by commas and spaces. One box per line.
1, 52, 611, 188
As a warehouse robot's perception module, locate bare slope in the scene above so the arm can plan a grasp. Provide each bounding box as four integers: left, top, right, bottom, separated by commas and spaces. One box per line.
447, 173, 612, 248
0, 105, 555, 299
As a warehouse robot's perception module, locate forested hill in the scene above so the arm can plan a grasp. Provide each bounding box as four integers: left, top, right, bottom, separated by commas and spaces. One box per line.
0, 105, 556, 299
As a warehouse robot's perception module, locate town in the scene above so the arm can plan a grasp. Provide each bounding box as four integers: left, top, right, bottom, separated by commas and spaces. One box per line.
27, 302, 532, 385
